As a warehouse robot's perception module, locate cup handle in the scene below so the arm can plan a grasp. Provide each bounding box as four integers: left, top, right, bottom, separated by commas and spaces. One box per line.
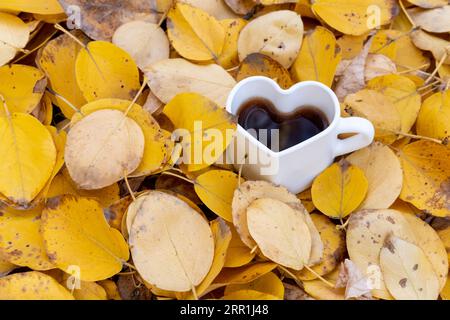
334, 117, 375, 157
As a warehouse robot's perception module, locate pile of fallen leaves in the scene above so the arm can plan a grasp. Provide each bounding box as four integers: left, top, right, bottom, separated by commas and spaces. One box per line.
0, 0, 449, 301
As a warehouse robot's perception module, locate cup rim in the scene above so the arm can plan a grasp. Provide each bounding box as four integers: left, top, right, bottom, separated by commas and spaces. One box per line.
226, 76, 341, 157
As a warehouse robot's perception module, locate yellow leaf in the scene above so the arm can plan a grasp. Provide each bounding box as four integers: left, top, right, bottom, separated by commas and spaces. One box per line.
214, 262, 277, 285
72, 99, 170, 177
380, 235, 440, 300
47, 168, 120, 208
98, 279, 122, 300
408, 5, 450, 33
296, 214, 346, 280
0, 271, 74, 300
312, 160, 368, 219
65, 109, 145, 190
146, 58, 236, 106
225, 272, 284, 299
42, 195, 130, 281
247, 198, 312, 270
441, 276, 450, 300
167, 3, 225, 61
0, 253, 15, 276
291, 26, 341, 87
33, 125, 66, 203
163, 93, 236, 172
0, 0, 63, 14
237, 53, 293, 89
0, 64, 46, 115
346, 142, 403, 210
411, 30, 450, 65
194, 170, 242, 222
180, 0, 239, 20
37, 31, 87, 118
407, 0, 448, 8
238, 10, 304, 69
179, 218, 232, 299
312, 0, 398, 35
416, 90, 450, 142
224, 224, 256, 268
232, 180, 299, 248
75, 41, 141, 102
62, 274, 108, 300
344, 89, 401, 144
223, 289, 281, 300
129, 191, 214, 292
0, 205, 53, 270
370, 30, 430, 72
217, 18, 247, 69
432, 218, 450, 264
112, 21, 170, 70
232, 181, 322, 265
347, 209, 448, 299
398, 141, 450, 217
336, 34, 367, 59
0, 113, 56, 206
0, 12, 29, 66
367, 74, 421, 133
303, 269, 345, 300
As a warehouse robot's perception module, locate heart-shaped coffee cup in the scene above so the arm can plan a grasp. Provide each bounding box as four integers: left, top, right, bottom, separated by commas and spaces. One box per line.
225, 76, 375, 193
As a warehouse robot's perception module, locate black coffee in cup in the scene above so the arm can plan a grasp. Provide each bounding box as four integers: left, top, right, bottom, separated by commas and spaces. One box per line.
238, 98, 329, 151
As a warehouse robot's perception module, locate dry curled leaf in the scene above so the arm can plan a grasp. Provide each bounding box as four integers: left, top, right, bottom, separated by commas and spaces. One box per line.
58, 0, 159, 41
336, 259, 372, 300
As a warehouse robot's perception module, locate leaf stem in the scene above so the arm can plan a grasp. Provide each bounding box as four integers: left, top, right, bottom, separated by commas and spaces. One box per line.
123, 171, 136, 201
161, 171, 195, 185
391, 131, 443, 144
123, 77, 148, 117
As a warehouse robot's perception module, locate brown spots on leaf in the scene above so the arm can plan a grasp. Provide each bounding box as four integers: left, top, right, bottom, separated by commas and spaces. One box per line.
399, 278, 407, 288
384, 237, 395, 254
46, 196, 63, 210
33, 77, 47, 94
386, 216, 396, 225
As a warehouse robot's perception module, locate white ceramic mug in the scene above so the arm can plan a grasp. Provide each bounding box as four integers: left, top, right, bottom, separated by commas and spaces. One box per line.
226, 76, 375, 194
